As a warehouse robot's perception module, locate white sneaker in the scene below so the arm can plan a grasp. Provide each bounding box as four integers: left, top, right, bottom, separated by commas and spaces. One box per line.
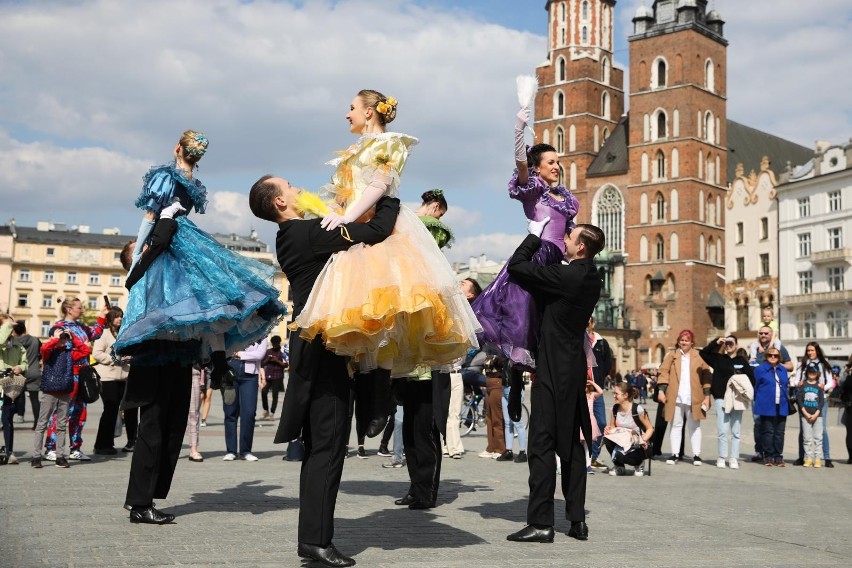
7, 454, 19, 465
223, 453, 237, 461
44, 450, 56, 461
69, 449, 91, 461
242, 453, 259, 462
200, 420, 207, 427
478, 450, 497, 458
716, 458, 726, 469
634, 466, 644, 476
728, 457, 739, 470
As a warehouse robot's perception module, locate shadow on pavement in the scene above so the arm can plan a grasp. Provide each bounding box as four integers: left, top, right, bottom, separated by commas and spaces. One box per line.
167, 479, 297, 517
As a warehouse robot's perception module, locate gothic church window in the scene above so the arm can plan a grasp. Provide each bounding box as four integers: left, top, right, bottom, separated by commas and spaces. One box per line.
655, 150, 666, 181
558, 57, 567, 82
555, 127, 565, 154
602, 92, 611, 120
594, 185, 624, 252
655, 235, 665, 260
582, 0, 589, 20
652, 57, 668, 89
554, 91, 565, 117
602, 57, 611, 84
705, 59, 715, 92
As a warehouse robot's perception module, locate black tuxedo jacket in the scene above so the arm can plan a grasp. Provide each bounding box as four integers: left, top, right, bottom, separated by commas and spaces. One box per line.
274, 197, 400, 442
507, 234, 602, 442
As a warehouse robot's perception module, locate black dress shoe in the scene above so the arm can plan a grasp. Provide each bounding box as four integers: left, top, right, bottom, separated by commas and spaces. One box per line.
297, 542, 355, 567
567, 521, 589, 541
394, 494, 415, 506
824, 459, 834, 468
129, 505, 175, 525
506, 524, 555, 543
408, 499, 436, 510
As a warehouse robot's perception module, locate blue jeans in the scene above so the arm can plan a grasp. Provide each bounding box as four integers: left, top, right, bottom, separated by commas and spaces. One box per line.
223, 365, 258, 456
392, 404, 404, 463
759, 411, 786, 460
714, 398, 743, 459
590, 395, 607, 460
501, 386, 527, 452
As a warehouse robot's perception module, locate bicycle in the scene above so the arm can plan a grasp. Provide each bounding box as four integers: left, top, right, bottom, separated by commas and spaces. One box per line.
458, 387, 530, 437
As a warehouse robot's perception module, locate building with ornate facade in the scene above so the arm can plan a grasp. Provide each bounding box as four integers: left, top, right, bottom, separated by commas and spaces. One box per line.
0, 221, 291, 340
777, 140, 852, 366
535, 0, 810, 370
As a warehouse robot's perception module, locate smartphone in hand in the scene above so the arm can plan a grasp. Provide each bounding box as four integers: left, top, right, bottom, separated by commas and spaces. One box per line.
103, 295, 111, 309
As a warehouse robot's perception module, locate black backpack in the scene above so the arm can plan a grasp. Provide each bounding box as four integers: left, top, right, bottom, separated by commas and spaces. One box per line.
610, 402, 652, 470
611, 402, 648, 433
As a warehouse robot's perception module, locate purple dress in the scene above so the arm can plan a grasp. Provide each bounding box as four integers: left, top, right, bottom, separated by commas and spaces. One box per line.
472, 169, 579, 369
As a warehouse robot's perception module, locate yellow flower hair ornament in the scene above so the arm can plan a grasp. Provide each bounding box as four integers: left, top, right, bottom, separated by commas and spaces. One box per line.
294, 190, 331, 219
376, 96, 397, 117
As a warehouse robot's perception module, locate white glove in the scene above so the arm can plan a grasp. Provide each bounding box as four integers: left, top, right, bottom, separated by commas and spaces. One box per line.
514, 109, 530, 164
160, 199, 187, 220
320, 211, 346, 231
527, 216, 550, 237
515, 108, 530, 130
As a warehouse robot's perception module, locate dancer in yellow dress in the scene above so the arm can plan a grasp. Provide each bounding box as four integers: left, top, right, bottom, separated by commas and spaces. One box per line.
292, 89, 480, 376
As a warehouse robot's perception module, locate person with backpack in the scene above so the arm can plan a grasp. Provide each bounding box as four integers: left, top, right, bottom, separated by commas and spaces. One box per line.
32, 322, 92, 468
603, 382, 654, 476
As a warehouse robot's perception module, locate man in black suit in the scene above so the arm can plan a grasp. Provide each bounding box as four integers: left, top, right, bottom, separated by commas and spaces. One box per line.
249, 175, 400, 568
505, 222, 604, 544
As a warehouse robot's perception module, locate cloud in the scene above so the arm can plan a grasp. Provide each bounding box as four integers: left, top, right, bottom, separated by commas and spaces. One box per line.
446, 232, 524, 265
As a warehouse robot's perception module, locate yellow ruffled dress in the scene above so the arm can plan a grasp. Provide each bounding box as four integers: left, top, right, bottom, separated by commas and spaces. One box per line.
291, 132, 480, 375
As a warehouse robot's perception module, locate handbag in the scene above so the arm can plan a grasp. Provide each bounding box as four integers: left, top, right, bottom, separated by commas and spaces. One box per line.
79, 365, 102, 403
785, 386, 798, 416
41, 348, 75, 393
0, 369, 26, 401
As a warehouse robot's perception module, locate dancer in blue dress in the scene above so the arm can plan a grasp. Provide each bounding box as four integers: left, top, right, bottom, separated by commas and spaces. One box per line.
115, 130, 286, 369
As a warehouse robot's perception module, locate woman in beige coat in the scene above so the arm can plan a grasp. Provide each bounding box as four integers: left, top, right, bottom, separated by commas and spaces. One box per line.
93, 308, 135, 454
656, 330, 711, 466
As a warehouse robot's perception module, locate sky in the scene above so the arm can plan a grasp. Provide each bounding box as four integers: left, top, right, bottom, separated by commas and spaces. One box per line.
1, 0, 850, 264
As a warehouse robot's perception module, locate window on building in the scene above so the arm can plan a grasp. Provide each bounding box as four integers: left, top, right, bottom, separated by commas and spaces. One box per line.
555, 127, 565, 154
736, 299, 749, 331
43, 270, 55, 283
760, 217, 769, 240
113, 251, 122, 262
828, 190, 842, 212
736, 222, 743, 244
828, 266, 845, 292
828, 227, 843, 250
581, 0, 589, 19
42, 295, 53, 309
17, 294, 28, 308
826, 310, 849, 338
655, 193, 665, 222
46, 247, 55, 257
655, 150, 666, 181
67, 271, 78, 284
594, 185, 623, 252
796, 312, 817, 340
736, 257, 744, 280
797, 233, 811, 258
760, 254, 770, 277
111, 274, 121, 287
582, 26, 588, 44
657, 60, 667, 87
555, 92, 565, 117
40, 321, 51, 338
655, 236, 665, 260
88, 273, 100, 285
19, 268, 31, 282
110, 297, 120, 308
798, 271, 813, 294
558, 57, 566, 82
797, 197, 810, 218
704, 59, 715, 92
656, 112, 666, 140
655, 310, 665, 329
87, 297, 98, 310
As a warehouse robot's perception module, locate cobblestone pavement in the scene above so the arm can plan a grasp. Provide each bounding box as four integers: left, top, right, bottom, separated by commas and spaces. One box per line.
1, 389, 850, 567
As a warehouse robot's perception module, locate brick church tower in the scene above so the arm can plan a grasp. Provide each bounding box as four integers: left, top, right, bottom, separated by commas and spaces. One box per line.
535, 0, 729, 367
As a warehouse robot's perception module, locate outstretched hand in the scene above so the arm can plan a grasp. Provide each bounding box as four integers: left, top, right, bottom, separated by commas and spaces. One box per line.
320, 212, 346, 231
528, 216, 551, 237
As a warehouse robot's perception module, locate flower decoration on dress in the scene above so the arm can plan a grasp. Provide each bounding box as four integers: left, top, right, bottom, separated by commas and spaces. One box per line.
375, 154, 390, 165
376, 96, 397, 116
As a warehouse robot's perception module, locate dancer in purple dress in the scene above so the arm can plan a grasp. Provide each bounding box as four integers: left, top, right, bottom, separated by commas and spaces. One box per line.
472, 108, 579, 371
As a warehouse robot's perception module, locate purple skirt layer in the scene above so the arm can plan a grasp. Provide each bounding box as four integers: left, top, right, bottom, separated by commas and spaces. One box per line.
471, 240, 563, 369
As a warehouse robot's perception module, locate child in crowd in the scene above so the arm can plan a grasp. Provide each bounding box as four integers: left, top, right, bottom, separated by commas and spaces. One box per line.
603, 383, 654, 476
798, 363, 825, 468
761, 308, 779, 338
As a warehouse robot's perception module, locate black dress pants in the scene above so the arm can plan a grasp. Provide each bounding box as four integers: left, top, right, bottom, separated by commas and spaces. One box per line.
527, 381, 586, 526
402, 379, 442, 504
124, 365, 192, 507
95, 381, 125, 451
299, 352, 351, 545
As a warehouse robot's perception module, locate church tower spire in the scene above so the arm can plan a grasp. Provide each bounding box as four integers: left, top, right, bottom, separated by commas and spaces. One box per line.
535, 1, 624, 211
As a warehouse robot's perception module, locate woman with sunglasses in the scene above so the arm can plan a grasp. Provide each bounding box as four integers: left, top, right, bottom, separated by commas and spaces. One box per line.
699, 335, 753, 469
753, 348, 794, 466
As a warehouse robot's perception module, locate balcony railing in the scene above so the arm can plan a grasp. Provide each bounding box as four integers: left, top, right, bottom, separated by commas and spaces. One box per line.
811, 248, 852, 264
781, 289, 852, 306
